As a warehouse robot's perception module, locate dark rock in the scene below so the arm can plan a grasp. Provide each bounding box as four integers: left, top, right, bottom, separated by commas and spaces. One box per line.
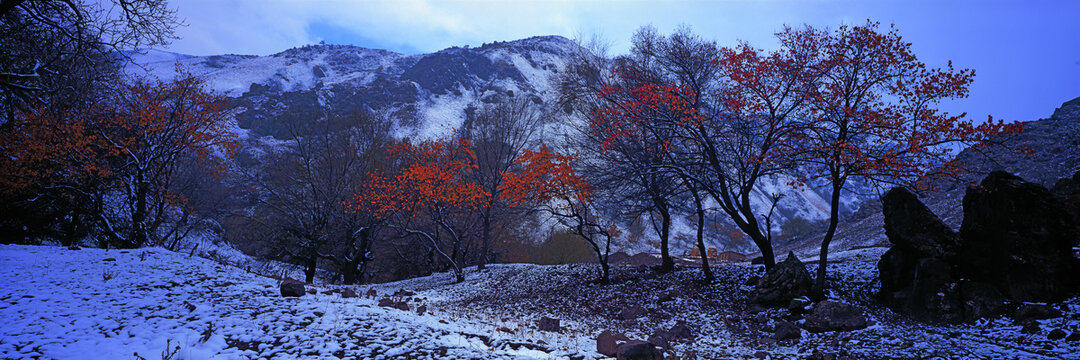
537, 316, 560, 332
1020, 319, 1041, 334
667, 321, 692, 340
392, 301, 410, 311
772, 320, 801, 340
1066, 331, 1080, 342
306, 288, 317, 295
619, 305, 648, 320
416, 305, 427, 315
615, 340, 661, 360
958, 171, 1080, 302
753, 350, 769, 359
746, 304, 766, 314
393, 289, 415, 297
66, 245, 81, 250
280, 281, 305, 297
596, 330, 629, 357
750, 252, 813, 308
1014, 304, 1063, 321
378, 298, 394, 307
366, 288, 378, 298
882, 187, 961, 258
751, 256, 765, 265
959, 281, 1005, 320
1048, 328, 1067, 340
646, 331, 669, 350
341, 288, 357, 298
807, 350, 837, 360
788, 297, 811, 314
803, 301, 868, 333
744, 275, 761, 286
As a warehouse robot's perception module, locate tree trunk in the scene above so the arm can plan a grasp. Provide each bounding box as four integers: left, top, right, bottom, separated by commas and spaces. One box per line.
653, 195, 675, 273
814, 181, 843, 299
693, 194, 713, 282
131, 172, 148, 248
304, 255, 317, 284
478, 213, 491, 270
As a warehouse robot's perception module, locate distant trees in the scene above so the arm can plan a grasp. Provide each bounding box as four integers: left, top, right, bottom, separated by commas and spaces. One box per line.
0, 72, 238, 248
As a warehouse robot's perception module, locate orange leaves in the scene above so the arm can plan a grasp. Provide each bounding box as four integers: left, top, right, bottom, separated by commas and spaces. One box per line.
499, 145, 591, 208
352, 137, 488, 219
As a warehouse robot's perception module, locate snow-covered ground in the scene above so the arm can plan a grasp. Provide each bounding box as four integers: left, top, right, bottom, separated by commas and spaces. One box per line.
2, 244, 1078, 359
0, 245, 595, 359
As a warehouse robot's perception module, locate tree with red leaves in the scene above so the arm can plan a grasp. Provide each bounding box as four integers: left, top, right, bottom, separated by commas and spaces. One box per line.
789, 22, 1023, 296
352, 137, 487, 283
0, 71, 239, 248
500, 145, 620, 284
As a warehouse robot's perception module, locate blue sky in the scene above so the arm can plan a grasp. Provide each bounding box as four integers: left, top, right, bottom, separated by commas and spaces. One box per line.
164, 0, 1079, 123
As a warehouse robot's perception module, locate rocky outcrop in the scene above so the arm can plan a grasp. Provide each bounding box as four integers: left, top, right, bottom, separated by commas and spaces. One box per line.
878, 171, 1080, 323
958, 171, 1079, 301
750, 252, 813, 308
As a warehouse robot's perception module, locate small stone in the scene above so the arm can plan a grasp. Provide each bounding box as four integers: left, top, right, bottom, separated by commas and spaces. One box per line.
1048, 328, 1067, 340
772, 320, 801, 341
417, 305, 427, 315
538, 316, 560, 332
1065, 331, 1080, 342
1020, 320, 1041, 334
341, 288, 357, 298
753, 350, 769, 359
366, 289, 377, 298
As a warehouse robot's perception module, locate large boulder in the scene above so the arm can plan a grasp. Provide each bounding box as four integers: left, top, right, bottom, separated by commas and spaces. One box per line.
596, 330, 629, 357
803, 300, 868, 333
280, 281, 306, 297
615, 340, 661, 360
958, 171, 1080, 301
882, 187, 961, 258
750, 252, 813, 308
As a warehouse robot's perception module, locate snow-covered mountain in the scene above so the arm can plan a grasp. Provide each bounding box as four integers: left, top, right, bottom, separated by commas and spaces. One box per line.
127, 36, 577, 140
125, 36, 862, 255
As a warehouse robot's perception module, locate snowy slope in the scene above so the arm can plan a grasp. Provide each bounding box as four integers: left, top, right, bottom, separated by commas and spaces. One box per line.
0, 245, 595, 359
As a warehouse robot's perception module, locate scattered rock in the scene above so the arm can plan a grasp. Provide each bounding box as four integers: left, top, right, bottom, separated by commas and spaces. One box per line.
746, 304, 766, 314
280, 281, 305, 297
378, 298, 394, 307
806, 350, 837, 360
1066, 331, 1080, 342
646, 331, 669, 350
305, 288, 317, 295
596, 331, 629, 357
1048, 328, 1067, 340
615, 340, 661, 360
667, 321, 692, 341
416, 305, 427, 315
102, 258, 117, 262
788, 297, 811, 314
750, 252, 813, 308
366, 289, 377, 298
1014, 304, 1063, 321
393, 289, 415, 297
66, 245, 81, 250
1020, 319, 1041, 334
772, 320, 801, 340
803, 301, 868, 333
619, 305, 648, 320
744, 275, 761, 286
537, 316, 560, 332
341, 288, 357, 298
753, 350, 769, 359
393, 301, 410, 311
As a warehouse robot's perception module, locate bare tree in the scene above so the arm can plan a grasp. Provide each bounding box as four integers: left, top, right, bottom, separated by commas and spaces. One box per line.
461, 96, 542, 270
